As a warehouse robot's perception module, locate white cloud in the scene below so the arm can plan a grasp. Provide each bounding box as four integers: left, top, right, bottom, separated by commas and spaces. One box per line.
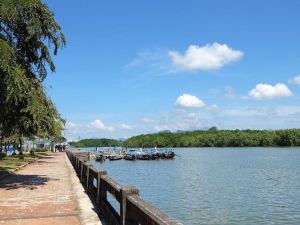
206, 104, 220, 111
225, 109, 269, 117
289, 75, 300, 85
248, 83, 293, 100
141, 118, 155, 123
176, 94, 205, 108
274, 106, 300, 116
119, 123, 133, 130
169, 43, 243, 71
153, 109, 205, 132
65, 122, 81, 135
125, 49, 175, 78
89, 119, 114, 132
66, 122, 78, 129
154, 125, 171, 132
224, 86, 238, 99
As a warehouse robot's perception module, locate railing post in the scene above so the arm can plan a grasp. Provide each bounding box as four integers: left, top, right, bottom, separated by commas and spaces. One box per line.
75, 157, 78, 171
97, 170, 108, 207
86, 165, 90, 191
80, 161, 84, 182
99, 175, 108, 202
120, 186, 139, 225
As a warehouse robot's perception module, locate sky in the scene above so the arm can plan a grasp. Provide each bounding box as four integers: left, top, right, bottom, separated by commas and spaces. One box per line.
43, 0, 300, 141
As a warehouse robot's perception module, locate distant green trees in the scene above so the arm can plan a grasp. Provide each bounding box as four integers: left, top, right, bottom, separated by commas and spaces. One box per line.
123, 129, 300, 148
0, 0, 65, 152
70, 139, 122, 148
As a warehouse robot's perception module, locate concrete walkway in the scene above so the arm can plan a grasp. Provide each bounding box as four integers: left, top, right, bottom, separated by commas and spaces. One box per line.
0, 153, 101, 225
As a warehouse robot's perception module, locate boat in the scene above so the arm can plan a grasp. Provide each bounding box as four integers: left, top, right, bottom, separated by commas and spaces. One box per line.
137, 151, 150, 160
124, 154, 136, 160
109, 154, 123, 161
124, 149, 137, 160
132, 148, 149, 160
161, 149, 175, 159
137, 153, 150, 160
149, 149, 160, 160
165, 150, 175, 159
95, 152, 106, 162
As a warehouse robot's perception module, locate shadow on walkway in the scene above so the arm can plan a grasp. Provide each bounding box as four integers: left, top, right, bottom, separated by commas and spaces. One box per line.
0, 174, 58, 190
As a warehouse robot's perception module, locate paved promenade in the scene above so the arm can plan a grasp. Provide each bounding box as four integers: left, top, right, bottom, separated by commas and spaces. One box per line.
0, 152, 101, 225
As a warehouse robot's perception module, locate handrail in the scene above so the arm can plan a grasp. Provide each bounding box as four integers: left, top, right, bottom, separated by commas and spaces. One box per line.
66, 150, 183, 225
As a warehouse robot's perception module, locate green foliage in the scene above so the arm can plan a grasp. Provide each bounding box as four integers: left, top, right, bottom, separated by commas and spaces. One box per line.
123, 129, 300, 148
34, 148, 47, 152
70, 138, 122, 148
0, 152, 47, 171
0, 0, 65, 145
0, 152, 6, 159
0, 0, 66, 80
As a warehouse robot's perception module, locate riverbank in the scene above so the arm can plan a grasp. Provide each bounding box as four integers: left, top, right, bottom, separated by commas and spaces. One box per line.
0, 152, 101, 225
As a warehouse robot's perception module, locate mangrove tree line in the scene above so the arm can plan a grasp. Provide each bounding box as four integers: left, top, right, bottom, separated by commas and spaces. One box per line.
69, 138, 122, 148
123, 129, 300, 148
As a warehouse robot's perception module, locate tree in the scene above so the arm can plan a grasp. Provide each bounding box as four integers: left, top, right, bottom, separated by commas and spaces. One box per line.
0, 0, 66, 80
122, 129, 300, 148
208, 126, 218, 131
0, 0, 66, 151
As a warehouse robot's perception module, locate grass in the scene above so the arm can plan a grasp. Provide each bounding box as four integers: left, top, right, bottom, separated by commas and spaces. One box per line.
0, 152, 48, 172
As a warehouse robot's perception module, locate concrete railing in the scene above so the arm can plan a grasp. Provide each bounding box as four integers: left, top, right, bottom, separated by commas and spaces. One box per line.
66, 150, 183, 225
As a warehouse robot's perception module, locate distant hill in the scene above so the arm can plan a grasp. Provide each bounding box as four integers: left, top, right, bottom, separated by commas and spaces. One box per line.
69, 138, 122, 147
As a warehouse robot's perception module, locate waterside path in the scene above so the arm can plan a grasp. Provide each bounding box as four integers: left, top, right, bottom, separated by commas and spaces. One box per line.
0, 152, 101, 225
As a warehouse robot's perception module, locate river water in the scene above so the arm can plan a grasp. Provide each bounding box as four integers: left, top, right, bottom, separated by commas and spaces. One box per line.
90, 147, 300, 225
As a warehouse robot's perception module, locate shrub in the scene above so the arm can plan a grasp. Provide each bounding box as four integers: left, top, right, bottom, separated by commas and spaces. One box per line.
34, 148, 47, 152
0, 152, 7, 159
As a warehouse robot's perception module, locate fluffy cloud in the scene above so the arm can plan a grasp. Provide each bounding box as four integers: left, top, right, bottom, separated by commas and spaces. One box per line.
176, 94, 205, 108
119, 123, 133, 130
289, 75, 300, 85
65, 122, 81, 135
66, 122, 78, 129
89, 119, 114, 132
225, 109, 270, 117
248, 83, 293, 100
169, 43, 243, 71
141, 118, 155, 123
153, 109, 204, 132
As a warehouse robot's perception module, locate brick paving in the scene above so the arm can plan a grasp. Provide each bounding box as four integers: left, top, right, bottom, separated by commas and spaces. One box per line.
0, 153, 81, 225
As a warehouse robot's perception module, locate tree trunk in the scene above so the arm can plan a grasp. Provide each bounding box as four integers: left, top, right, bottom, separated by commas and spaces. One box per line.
19, 137, 23, 155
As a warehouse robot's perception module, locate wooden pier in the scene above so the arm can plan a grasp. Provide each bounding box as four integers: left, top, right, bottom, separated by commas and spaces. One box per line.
66, 150, 183, 225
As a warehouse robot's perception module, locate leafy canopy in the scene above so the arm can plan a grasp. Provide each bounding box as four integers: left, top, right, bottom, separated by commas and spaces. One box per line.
0, 0, 65, 143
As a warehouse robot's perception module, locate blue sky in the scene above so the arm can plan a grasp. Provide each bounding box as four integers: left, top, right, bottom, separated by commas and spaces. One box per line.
43, 0, 300, 140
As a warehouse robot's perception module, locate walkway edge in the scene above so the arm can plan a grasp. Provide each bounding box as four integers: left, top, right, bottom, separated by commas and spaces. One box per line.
65, 153, 103, 225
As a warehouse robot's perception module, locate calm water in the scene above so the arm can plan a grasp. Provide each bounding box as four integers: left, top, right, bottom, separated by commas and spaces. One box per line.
90, 148, 300, 225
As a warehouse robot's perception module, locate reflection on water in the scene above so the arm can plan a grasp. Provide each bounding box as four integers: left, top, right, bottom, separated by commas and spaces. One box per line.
91, 147, 300, 225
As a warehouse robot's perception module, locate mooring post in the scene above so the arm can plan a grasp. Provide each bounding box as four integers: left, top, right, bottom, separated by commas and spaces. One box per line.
120, 186, 139, 225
